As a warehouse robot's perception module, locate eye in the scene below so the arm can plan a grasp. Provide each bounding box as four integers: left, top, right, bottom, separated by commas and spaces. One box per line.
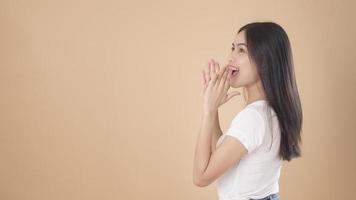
231, 46, 246, 53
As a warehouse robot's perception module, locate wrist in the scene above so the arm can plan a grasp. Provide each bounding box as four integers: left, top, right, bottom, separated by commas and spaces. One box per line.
203, 108, 218, 116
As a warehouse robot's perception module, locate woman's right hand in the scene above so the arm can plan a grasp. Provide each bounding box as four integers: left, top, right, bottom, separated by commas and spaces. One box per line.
200, 59, 241, 111
201, 59, 220, 96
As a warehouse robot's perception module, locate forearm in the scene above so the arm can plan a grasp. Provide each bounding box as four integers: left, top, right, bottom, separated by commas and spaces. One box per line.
211, 111, 223, 152
193, 110, 221, 183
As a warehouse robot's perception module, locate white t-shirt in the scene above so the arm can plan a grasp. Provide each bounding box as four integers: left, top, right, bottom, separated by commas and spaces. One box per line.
216, 100, 282, 200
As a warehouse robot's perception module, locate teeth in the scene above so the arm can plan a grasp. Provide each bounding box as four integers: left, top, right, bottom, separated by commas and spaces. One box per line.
228, 65, 239, 71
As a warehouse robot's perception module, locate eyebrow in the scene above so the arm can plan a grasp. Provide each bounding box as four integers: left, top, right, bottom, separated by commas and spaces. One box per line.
232, 43, 247, 47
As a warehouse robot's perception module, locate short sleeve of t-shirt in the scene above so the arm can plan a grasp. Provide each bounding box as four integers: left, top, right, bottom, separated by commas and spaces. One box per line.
225, 108, 266, 153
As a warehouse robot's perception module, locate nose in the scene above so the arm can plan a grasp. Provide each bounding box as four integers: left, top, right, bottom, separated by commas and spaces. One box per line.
227, 52, 235, 65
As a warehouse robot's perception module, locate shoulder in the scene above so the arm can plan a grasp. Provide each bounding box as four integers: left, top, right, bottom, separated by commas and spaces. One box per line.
225, 107, 266, 153
229, 106, 267, 138
234, 101, 277, 124
228, 106, 266, 138
233, 107, 264, 124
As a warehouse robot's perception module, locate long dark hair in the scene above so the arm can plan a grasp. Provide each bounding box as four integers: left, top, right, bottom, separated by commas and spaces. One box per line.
238, 22, 303, 161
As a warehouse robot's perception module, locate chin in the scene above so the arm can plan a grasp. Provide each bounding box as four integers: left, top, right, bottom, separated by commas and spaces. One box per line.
228, 80, 240, 88
229, 83, 241, 88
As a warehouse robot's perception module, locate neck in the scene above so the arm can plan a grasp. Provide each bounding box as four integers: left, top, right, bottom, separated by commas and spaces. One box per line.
244, 80, 266, 105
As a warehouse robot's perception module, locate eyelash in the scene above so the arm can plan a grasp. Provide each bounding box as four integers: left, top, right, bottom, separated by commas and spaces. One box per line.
231, 47, 245, 53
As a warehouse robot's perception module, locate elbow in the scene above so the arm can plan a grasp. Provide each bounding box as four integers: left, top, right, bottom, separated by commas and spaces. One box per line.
193, 179, 203, 187
193, 176, 210, 187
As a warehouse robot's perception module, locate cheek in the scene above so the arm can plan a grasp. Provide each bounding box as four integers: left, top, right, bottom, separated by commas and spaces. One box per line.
231, 60, 259, 86
237, 57, 254, 77
244, 65, 260, 84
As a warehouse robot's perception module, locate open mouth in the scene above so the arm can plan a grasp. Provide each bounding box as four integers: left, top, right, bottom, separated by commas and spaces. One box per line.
231, 69, 239, 76
228, 65, 239, 76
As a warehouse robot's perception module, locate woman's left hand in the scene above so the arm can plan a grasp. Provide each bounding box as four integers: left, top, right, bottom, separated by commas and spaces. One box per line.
201, 59, 241, 114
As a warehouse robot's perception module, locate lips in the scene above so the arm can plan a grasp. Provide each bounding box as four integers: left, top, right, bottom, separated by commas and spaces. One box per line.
227, 65, 239, 76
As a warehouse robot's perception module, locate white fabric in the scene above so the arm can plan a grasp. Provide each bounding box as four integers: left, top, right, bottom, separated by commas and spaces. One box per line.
216, 100, 282, 200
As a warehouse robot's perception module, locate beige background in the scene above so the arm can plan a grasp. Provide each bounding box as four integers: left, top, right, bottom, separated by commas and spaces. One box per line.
1, 0, 355, 199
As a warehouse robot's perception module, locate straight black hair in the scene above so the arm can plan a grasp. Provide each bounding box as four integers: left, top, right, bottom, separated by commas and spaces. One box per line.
238, 22, 303, 161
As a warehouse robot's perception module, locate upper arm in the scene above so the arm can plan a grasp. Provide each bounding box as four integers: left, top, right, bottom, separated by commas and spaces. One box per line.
195, 135, 247, 187
195, 108, 265, 187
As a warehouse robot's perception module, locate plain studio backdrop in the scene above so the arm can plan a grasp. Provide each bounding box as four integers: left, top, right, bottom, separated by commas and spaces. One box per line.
1, 0, 355, 199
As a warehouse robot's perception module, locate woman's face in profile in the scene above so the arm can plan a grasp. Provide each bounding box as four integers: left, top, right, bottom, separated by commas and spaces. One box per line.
228, 30, 260, 89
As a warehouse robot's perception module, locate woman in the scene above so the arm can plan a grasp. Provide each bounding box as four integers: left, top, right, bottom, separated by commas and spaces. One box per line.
193, 22, 303, 200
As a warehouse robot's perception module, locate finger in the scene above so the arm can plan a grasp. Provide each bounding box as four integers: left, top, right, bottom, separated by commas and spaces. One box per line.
204, 63, 209, 83
213, 59, 219, 74
223, 67, 232, 90
216, 61, 220, 72
201, 71, 206, 93
202, 70, 206, 86
210, 60, 219, 85
209, 60, 214, 78
222, 65, 230, 87
202, 68, 208, 85
207, 61, 211, 82
211, 70, 218, 85
215, 61, 222, 78
226, 64, 232, 80
213, 60, 219, 81
218, 65, 228, 85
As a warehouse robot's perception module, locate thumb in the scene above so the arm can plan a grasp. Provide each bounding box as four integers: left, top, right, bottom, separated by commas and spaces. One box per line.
226, 91, 241, 101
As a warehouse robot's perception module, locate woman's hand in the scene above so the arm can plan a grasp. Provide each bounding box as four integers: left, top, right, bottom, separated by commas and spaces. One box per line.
201, 59, 241, 114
